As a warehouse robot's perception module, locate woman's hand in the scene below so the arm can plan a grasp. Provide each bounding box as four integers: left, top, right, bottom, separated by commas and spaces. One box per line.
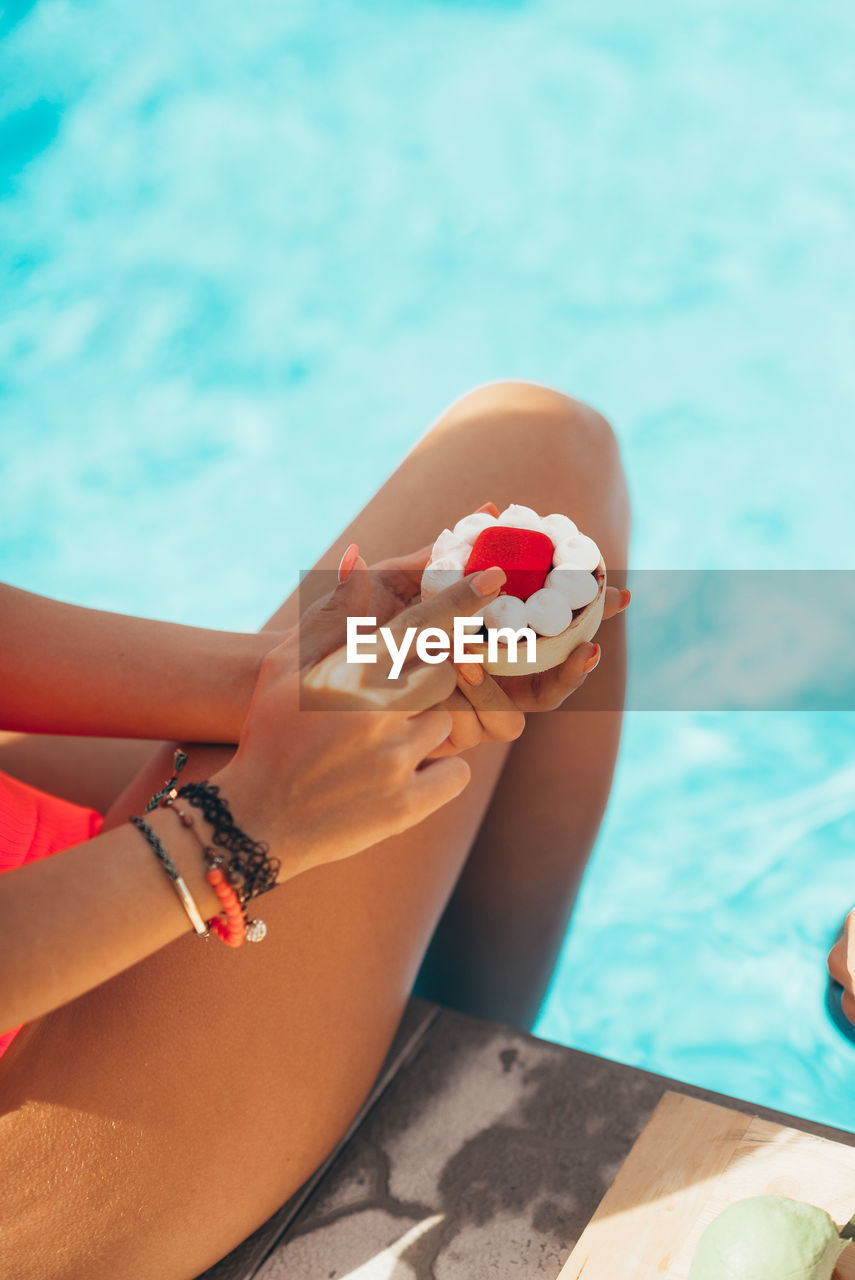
429, 581, 630, 756
828, 911, 855, 1025
211, 567, 507, 881
296, 527, 628, 755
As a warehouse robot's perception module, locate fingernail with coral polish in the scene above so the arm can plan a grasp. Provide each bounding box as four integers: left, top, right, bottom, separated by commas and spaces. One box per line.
338, 543, 359, 584
457, 662, 485, 687
475, 502, 500, 516
583, 644, 601, 673
618, 589, 631, 612
471, 566, 506, 597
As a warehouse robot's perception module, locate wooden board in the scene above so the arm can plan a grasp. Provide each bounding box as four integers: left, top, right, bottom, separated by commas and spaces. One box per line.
559, 1091, 855, 1279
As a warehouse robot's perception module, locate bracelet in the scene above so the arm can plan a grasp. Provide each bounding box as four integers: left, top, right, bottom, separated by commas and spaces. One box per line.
206, 865, 248, 948
160, 796, 268, 945
129, 815, 210, 938
143, 751, 275, 946
174, 780, 280, 905
145, 749, 189, 814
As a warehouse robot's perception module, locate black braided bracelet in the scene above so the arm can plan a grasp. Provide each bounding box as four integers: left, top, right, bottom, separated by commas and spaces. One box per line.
176, 780, 280, 904
130, 813, 181, 879
140, 750, 279, 912
129, 813, 210, 937
145, 749, 189, 814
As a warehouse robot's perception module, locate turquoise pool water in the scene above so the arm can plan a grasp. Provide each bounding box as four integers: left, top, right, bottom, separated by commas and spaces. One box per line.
2, 1, 855, 1127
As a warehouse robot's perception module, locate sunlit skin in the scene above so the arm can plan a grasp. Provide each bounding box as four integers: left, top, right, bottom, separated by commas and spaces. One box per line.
0, 542, 629, 1034
0, 380, 635, 1280
828, 909, 855, 1025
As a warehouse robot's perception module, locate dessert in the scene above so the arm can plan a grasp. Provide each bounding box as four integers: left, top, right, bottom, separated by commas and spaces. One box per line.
420, 503, 606, 676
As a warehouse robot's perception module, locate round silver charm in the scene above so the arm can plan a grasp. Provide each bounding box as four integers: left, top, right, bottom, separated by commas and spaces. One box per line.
245, 918, 267, 943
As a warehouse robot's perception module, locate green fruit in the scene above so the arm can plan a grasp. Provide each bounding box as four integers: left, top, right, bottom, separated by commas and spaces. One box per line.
688, 1196, 850, 1280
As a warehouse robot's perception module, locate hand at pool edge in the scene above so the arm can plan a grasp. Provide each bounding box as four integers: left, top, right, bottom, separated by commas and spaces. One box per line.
827, 909, 855, 1026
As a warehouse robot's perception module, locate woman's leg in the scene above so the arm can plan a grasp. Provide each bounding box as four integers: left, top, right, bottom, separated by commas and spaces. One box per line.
0, 731, 156, 815
319, 381, 630, 1029
0, 382, 629, 1280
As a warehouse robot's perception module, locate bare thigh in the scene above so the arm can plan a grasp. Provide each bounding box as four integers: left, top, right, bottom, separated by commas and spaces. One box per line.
0, 381, 629, 1280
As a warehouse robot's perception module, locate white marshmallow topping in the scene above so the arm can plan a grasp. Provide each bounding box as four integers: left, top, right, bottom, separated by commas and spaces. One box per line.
525, 588, 575, 637
480, 594, 528, 632
422, 503, 601, 638
545, 566, 600, 608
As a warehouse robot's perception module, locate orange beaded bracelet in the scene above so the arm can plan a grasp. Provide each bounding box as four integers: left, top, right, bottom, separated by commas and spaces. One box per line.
206, 865, 246, 948
160, 796, 267, 946
144, 752, 270, 946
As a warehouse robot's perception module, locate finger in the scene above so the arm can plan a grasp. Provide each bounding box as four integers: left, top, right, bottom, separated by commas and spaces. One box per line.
410, 754, 472, 818
454, 664, 526, 742
338, 542, 361, 584
378, 653, 459, 714
845, 908, 855, 976
405, 706, 455, 760
445, 686, 474, 713
828, 938, 849, 986
299, 555, 371, 668
445, 717, 483, 754
523, 641, 601, 711
842, 989, 855, 1028
389, 566, 506, 642
601, 586, 631, 621
446, 698, 485, 753
421, 691, 483, 757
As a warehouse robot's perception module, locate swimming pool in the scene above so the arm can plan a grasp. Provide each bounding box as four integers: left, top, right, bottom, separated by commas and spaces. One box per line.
2, 0, 854, 1129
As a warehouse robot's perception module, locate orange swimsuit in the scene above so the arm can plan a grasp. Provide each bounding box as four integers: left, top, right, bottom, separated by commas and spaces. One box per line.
0, 769, 104, 1059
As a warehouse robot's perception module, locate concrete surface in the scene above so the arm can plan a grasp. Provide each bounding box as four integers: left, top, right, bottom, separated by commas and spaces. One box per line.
197, 998, 855, 1280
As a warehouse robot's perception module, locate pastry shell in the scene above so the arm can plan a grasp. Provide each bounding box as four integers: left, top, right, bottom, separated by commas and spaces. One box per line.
466, 557, 607, 677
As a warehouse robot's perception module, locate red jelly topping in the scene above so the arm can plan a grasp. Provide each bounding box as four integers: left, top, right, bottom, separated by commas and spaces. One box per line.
464, 526, 554, 601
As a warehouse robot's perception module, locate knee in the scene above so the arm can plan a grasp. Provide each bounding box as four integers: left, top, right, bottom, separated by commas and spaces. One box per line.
436, 380, 619, 471
431, 380, 630, 538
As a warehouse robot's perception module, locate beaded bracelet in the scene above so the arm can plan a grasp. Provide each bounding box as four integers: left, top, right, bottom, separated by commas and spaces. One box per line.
174, 780, 280, 905
206, 865, 248, 948
161, 794, 268, 945
143, 750, 274, 946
